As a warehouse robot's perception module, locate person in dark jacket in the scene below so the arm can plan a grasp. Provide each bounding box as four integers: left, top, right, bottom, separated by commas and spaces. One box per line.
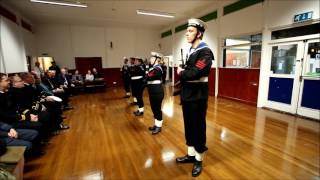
175, 18, 214, 177
48, 60, 61, 75
146, 52, 164, 135
121, 57, 131, 98
130, 57, 146, 116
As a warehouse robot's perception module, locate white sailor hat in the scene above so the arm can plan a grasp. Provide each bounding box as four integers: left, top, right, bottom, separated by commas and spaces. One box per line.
151, 52, 162, 58
188, 18, 207, 32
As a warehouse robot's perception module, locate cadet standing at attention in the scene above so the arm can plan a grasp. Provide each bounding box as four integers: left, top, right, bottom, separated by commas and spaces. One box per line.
146, 52, 164, 135
175, 18, 214, 177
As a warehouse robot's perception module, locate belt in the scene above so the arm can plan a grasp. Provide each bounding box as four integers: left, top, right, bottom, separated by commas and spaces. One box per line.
186, 77, 208, 83
131, 76, 143, 80
147, 80, 162, 84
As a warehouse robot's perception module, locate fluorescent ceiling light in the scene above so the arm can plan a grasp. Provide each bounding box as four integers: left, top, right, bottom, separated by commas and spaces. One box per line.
30, 0, 87, 8
137, 9, 174, 18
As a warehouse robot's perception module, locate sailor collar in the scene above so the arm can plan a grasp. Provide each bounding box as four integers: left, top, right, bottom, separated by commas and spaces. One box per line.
189, 41, 209, 56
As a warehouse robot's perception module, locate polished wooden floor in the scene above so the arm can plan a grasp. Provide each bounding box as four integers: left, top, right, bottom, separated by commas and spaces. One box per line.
24, 85, 320, 180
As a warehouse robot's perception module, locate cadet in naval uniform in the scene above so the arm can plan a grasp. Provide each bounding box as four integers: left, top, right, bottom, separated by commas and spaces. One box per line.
131, 57, 146, 116
175, 18, 214, 177
146, 52, 164, 135
121, 57, 131, 98
129, 57, 138, 104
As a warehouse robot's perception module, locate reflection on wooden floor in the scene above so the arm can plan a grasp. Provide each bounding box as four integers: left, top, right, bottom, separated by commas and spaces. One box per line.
24, 85, 320, 180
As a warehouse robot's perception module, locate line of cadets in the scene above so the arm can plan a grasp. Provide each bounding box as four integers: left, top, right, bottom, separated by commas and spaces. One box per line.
121, 53, 166, 135
0, 66, 74, 156
121, 18, 213, 177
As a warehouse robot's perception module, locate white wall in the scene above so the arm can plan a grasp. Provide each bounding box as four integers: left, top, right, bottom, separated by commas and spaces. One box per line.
105, 27, 135, 67
35, 24, 160, 69
0, 16, 27, 73
0, 2, 36, 74
219, 3, 264, 38
172, 30, 189, 65
22, 28, 36, 56
203, 20, 219, 67
265, 0, 320, 29
160, 34, 173, 56
36, 24, 74, 68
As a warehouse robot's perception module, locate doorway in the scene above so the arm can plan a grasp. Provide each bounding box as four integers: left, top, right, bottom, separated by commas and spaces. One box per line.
265, 37, 320, 120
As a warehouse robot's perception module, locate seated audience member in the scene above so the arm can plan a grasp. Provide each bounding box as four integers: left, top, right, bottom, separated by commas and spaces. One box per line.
43, 71, 63, 92
8, 75, 50, 139
92, 68, 102, 80
22, 73, 69, 132
64, 67, 73, 81
85, 70, 94, 81
71, 70, 84, 94
58, 68, 75, 95
0, 74, 24, 124
0, 121, 38, 152
72, 70, 84, 85
43, 71, 73, 110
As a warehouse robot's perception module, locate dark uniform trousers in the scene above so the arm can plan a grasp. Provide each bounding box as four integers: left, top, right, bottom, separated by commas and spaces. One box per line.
123, 76, 131, 93
131, 64, 146, 109
131, 79, 144, 108
148, 84, 164, 120
182, 99, 207, 153
122, 65, 131, 93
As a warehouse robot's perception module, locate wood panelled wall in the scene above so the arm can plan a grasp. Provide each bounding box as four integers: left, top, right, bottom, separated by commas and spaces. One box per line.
208, 68, 216, 96
101, 68, 123, 86
218, 68, 260, 105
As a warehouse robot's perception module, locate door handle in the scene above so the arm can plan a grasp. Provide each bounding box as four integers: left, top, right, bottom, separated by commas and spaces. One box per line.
249, 82, 258, 86
296, 58, 303, 62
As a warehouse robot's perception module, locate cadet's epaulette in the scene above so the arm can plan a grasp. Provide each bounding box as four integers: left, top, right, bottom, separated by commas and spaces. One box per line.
32, 102, 40, 111
20, 114, 26, 121
22, 109, 29, 115
20, 109, 30, 121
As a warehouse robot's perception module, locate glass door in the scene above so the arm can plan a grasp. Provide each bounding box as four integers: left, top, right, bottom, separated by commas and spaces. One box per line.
265, 41, 305, 114
297, 39, 320, 120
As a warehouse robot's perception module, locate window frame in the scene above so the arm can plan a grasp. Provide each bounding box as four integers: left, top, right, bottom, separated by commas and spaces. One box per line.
222, 39, 262, 69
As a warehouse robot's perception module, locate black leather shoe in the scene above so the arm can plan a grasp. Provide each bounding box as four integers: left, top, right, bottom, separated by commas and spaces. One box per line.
63, 106, 74, 111
192, 160, 202, 177
176, 155, 195, 163
148, 126, 156, 131
59, 123, 70, 130
151, 127, 161, 135
133, 110, 144, 116
123, 95, 130, 98
130, 102, 138, 105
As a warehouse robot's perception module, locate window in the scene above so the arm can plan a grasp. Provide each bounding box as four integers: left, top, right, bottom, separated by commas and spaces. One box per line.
304, 42, 320, 76
223, 33, 262, 68
270, 45, 297, 75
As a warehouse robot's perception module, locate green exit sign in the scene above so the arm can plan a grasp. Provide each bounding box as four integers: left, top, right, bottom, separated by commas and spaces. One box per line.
294, 12, 313, 23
